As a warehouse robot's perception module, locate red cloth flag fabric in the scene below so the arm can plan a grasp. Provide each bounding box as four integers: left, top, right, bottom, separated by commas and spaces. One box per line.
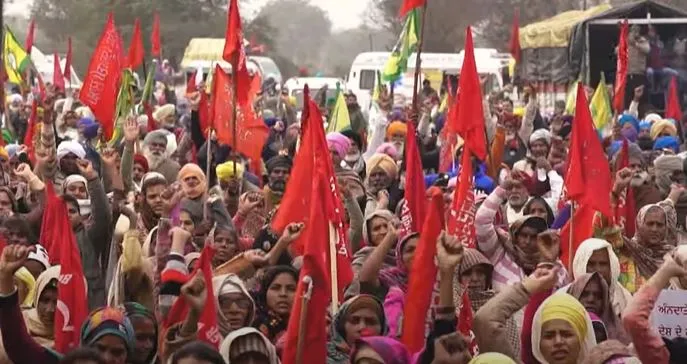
457, 290, 478, 355
400, 121, 426, 234
399, 0, 426, 18
36, 72, 47, 101
127, 18, 145, 70
613, 20, 629, 113
163, 246, 222, 348
0, 236, 5, 254
401, 187, 445, 354
614, 139, 637, 238
78, 13, 123, 140
198, 91, 210, 138
447, 27, 487, 160
186, 69, 198, 94
23, 99, 38, 163
151, 12, 161, 57
25, 19, 35, 54
40, 182, 59, 258
564, 83, 612, 219
52, 53, 65, 92
666, 76, 682, 121
447, 148, 477, 248
64, 37, 73, 82
509, 9, 521, 63
52, 197, 88, 353
222, 0, 251, 105
559, 204, 597, 270
249, 72, 262, 101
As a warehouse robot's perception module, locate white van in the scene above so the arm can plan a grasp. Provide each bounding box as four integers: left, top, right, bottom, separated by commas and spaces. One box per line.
347, 51, 505, 110
283, 77, 344, 112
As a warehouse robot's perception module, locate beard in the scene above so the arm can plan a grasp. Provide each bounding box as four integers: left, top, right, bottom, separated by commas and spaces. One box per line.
268, 179, 286, 193
392, 142, 404, 158
143, 148, 164, 169
630, 171, 649, 187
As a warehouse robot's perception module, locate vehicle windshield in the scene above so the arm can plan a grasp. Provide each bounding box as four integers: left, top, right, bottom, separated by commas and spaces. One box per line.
292, 88, 338, 110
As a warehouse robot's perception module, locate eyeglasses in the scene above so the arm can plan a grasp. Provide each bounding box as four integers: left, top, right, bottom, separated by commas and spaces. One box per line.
218, 293, 252, 310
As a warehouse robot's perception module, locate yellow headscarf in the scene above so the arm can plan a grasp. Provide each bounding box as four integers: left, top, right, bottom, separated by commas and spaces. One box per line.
650, 119, 677, 140
0, 147, 9, 161
14, 267, 36, 308
216, 161, 245, 182
469, 353, 516, 364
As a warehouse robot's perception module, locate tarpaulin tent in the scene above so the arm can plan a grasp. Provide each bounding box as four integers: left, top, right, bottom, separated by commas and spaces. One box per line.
518, 4, 610, 84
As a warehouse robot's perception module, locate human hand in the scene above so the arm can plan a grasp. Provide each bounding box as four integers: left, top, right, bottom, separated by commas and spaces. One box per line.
522, 263, 560, 294
376, 190, 389, 209
281, 222, 304, 243
535, 157, 552, 172
13, 163, 35, 182
169, 226, 192, 245
614, 167, 633, 193
180, 272, 207, 314
101, 148, 119, 167
244, 249, 269, 268
634, 85, 644, 101
536, 230, 561, 263
436, 231, 464, 273
123, 117, 139, 143
0, 244, 34, 278
77, 159, 98, 180
237, 193, 263, 217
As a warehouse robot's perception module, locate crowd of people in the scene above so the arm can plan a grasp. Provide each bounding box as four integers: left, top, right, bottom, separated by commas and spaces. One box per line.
3, 24, 687, 364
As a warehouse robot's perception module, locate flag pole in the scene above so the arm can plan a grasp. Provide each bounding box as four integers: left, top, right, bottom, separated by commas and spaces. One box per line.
204, 128, 213, 220
411, 3, 428, 115
295, 276, 313, 364
568, 202, 575, 269
328, 223, 340, 313
232, 54, 239, 176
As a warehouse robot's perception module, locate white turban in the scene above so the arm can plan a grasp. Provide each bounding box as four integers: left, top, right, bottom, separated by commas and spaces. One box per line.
153, 104, 176, 123
529, 128, 552, 145
56, 140, 86, 161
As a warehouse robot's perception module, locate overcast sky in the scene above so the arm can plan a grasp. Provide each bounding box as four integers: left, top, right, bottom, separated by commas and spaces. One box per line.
6, 0, 369, 30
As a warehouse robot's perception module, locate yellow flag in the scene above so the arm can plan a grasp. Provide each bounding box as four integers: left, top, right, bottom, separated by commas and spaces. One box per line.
564, 80, 578, 115
3, 27, 30, 84
326, 91, 351, 133
590, 73, 612, 132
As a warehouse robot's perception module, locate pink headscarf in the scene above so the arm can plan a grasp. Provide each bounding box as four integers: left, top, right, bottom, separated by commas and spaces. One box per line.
326, 132, 351, 159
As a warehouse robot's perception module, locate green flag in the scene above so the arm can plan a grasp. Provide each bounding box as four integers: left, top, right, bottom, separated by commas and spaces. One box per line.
382, 9, 419, 82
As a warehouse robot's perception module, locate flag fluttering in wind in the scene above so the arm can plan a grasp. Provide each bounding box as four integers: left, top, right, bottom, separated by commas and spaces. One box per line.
614, 138, 637, 238
53, 53, 65, 92
126, 18, 145, 70
613, 20, 629, 113
3, 26, 31, 84
326, 89, 351, 133
222, 0, 251, 105
400, 121, 427, 234
565, 80, 579, 115
399, 0, 426, 18
151, 12, 161, 57
64, 37, 73, 82
666, 76, 682, 121
79, 13, 123, 141
509, 9, 521, 63
382, 8, 419, 82
590, 72, 612, 133
25, 19, 35, 54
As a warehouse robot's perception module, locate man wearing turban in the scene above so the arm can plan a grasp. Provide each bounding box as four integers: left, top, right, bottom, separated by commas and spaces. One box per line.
264, 155, 293, 210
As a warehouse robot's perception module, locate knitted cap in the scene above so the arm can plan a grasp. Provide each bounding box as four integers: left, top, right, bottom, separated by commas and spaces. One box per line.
458, 248, 493, 277
229, 332, 269, 361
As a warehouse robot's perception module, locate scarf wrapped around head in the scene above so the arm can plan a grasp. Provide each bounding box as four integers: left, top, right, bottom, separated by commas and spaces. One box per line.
366, 153, 398, 181
14, 267, 36, 308
23, 266, 59, 347
265, 155, 293, 173
650, 119, 677, 140
386, 121, 408, 139
653, 154, 683, 194
327, 294, 389, 364
653, 135, 680, 153
219, 327, 280, 364
504, 215, 548, 274
326, 132, 352, 160
529, 128, 552, 146
469, 353, 516, 364
216, 161, 245, 182
624, 203, 677, 279
178, 163, 207, 199
351, 336, 411, 364
212, 274, 256, 337
618, 114, 640, 132
80, 307, 135, 355
122, 302, 158, 364
532, 293, 596, 364
582, 339, 639, 364
133, 154, 149, 173
375, 143, 399, 160
56, 140, 86, 161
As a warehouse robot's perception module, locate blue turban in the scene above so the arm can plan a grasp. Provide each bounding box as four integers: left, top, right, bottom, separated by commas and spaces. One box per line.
618, 114, 640, 132
639, 120, 652, 131
653, 135, 680, 153
607, 140, 623, 158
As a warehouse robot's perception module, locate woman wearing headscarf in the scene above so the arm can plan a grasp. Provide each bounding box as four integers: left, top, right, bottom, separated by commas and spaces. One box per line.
571, 239, 632, 318
80, 306, 137, 364
252, 265, 298, 343
523, 196, 555, 227
23, 265, 59, 348
352, 210, 397, 272
349, 336, 412, 364
469, 352, 517, 364
566, 272, 630, 344
327, 294, 388, 364
341, 129, 367, 180
122, 302, 158, 364
327, 132, 366, 201
581, 339, 640, 364
219, 327, 280, 364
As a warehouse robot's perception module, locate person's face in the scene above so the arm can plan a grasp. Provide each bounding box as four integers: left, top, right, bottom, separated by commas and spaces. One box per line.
368, 168, 391, 193
37, 286, 57, 326
65, 114, 79, 128
344, 307, 382, 345
163, 114, 176, 127
144, 184, 166, 216
346, 95, 357, 106
628, 158, 644, 175
60, 153, 80, 175
0, 191, 13, 217
347, 143, 360, 159
133, 163, 146, 182
93, 335, 128, 364
268, 167, 290, 193
502, 100, 514, 114
214, 230, 238, 265
24, 259, 46, 279
67, 201, 83, 228
530, 140, 549, 158
515, 226, 539, 252
368, 217, 388, 246
586, 249, 612, 285
66, 182, 88, 200
508, 182, 529, 209
148, 141, 167, 156
218, 292, 252, 330
579, 276, 604, 315
130, 316, 156, 364
526, 200, 549, 222
221, 178, 242, 195
329, 146, 342, 167
460, 265, 489, 291
539, 320, 581, 364
638, 208, 666, 246
266, 273, 297, 318
179, 211, 195, 234
5, 227, 29, 245
390, 133, 405, 146
401, 237, 418, 269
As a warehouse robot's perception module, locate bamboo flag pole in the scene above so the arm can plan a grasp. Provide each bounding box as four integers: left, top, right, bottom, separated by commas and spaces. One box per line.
295, 275, 313, 364
328, 222, 340, 313
568, 201, 575, 269
410, 2, 429, 115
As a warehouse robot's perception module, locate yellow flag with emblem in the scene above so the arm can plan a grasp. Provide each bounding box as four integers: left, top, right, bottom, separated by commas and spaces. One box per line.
590, 72, 612, 133
3, 26, 30, 84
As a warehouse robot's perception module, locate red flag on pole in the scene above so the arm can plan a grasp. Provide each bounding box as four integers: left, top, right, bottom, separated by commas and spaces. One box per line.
52, 53, 65, 92
666, 76, 682, 121
447, 27, 487, 161
509, 9, 521, 63
63, 37, 73, 82
613, 138, 637, 238
25, 19, 35, 54
399, 0, 426, 18
447, 147, 477, 248
186, 69, 198, 94
400, 120, 427, 234
613, 20, 629, 113
23, 100, 38, 163
78, 13, 123, 140
401, 187, 445, 354
151, 12, 161, 57
127, 18, 145, 70
222, 0, 251, 105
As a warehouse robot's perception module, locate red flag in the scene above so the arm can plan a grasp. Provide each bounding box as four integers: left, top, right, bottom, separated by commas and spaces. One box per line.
63, 37, 73, 82
25, 19, 35, 54
402, 187, 445, 354
559, 204, 597, 270
249, 72, 262, 101
666, 76, 682, 121
52, 198, 88, 353
40, 182, 59, 257
222, 0, 251, 105
447, 147, 477, 248
509, 9, 521, 63
78, 13, 123, 140
613, 20, 629, 113
400, 121, 426, 234
399, 0, 426, 18
23, 100, 38, 163
457, 290, 478, 355
447, 27, 487, 161
198, 91, 210, 138
52, 53, 65, 92
151, 12, 161, 57
564, 83, 613, 219
186, 69, 198, 94
163, 246, 222, 348
0, 235, 5, 254
127, 18, 145, 70
36, 72, 47, 101
614, 139, 637, 238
